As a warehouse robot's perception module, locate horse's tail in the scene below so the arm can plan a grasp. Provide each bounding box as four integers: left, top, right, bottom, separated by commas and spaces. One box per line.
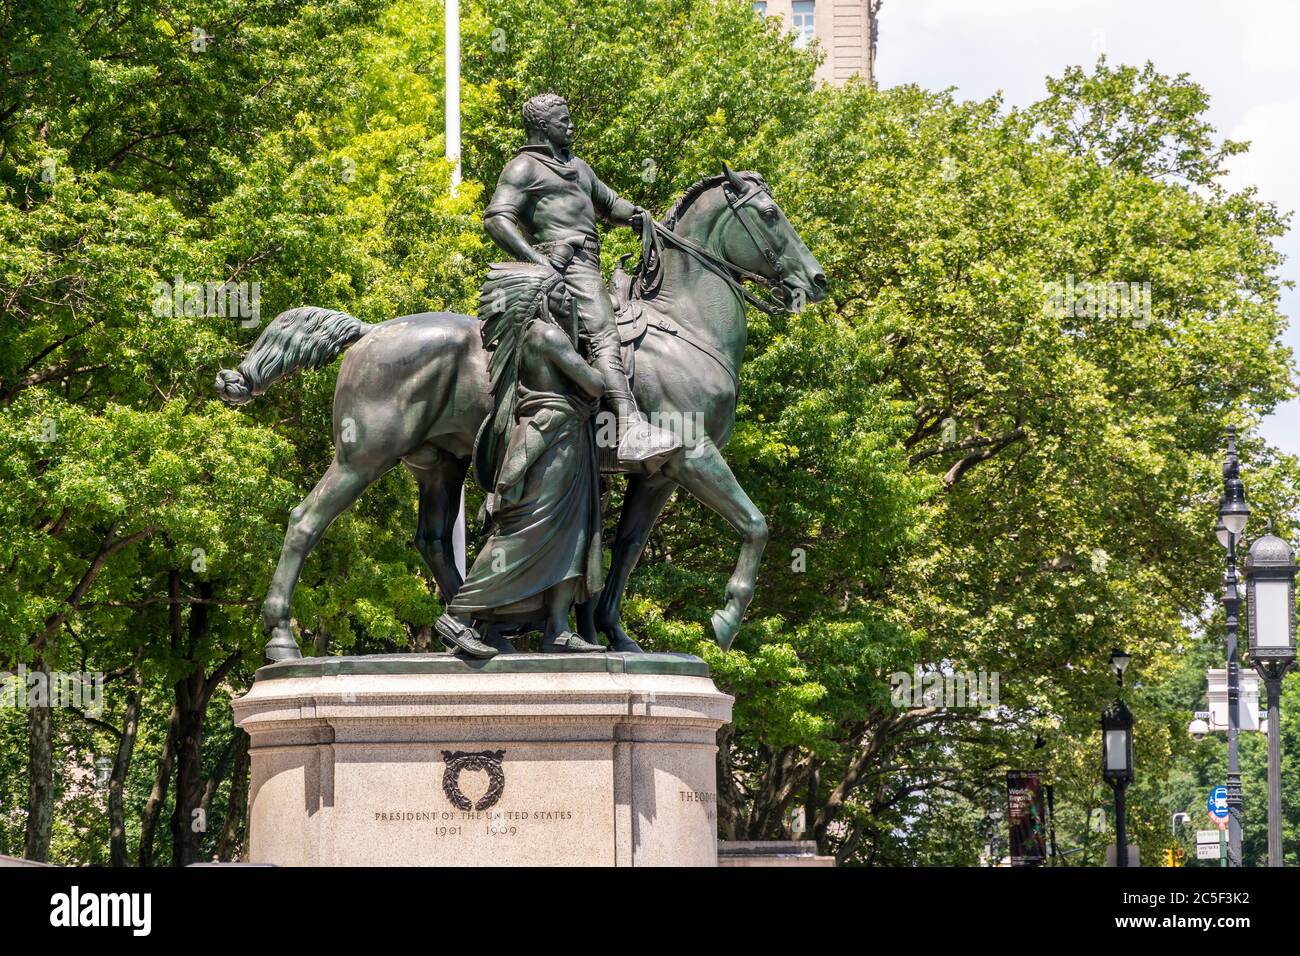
215, 306, 371, 404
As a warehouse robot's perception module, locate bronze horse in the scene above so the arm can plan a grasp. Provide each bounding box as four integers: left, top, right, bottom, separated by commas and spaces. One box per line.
216, 165, 826, 660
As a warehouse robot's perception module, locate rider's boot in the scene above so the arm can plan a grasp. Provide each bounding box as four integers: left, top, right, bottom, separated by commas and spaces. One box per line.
579, 305, 682, 471
610, 392, 681, 472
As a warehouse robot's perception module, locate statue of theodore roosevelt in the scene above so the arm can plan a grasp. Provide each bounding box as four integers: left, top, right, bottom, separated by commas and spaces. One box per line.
483, 92, 681, 466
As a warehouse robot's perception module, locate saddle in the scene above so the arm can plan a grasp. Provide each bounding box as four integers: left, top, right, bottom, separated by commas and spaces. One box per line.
473, 229, 739, 483
610, 255, 739, 401
610, 257, 648, 384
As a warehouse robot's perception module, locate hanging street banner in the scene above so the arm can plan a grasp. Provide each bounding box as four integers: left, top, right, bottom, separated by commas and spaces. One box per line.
1006, 771, 1047, 867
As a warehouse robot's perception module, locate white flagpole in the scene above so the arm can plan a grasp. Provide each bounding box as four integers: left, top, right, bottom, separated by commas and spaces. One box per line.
445, 0, 462, 190
446, 0, 467, 577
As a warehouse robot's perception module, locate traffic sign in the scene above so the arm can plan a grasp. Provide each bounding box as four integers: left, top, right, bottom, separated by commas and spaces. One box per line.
1196, 829, 1221, 845
1197, 844, 1223, 860
1207, 786, 1228, 820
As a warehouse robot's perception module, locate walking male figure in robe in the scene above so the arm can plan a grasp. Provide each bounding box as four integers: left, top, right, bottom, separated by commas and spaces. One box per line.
435, 265, 608, 658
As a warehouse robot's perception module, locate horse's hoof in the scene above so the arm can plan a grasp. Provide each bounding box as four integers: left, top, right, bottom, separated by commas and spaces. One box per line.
608, 635, 644, 653
599, 619, 645, 653
711, 609, 739, 651
264, 626, 302, 662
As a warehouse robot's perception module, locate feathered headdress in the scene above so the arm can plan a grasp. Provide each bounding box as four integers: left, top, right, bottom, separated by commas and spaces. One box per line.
472, 262, 567, 494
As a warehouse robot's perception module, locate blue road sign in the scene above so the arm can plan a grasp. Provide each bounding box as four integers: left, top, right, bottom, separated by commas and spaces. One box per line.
1208, 786, 1229, 820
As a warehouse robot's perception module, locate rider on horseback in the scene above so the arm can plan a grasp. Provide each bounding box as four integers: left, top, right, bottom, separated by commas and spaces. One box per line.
483, 92, 681, 469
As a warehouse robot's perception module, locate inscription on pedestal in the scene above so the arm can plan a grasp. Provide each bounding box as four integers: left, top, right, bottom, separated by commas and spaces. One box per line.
679, 789, 717, 820
372, 807, 576, 838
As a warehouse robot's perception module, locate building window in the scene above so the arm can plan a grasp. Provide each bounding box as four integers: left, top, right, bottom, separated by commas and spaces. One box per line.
753, 0, 767, 15
792, 0, 816, 48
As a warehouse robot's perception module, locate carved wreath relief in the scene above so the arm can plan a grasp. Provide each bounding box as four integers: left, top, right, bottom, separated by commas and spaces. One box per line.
441, 750, 507, 811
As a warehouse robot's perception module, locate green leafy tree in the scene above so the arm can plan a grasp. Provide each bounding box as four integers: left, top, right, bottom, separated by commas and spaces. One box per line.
1, 0, 1295, 868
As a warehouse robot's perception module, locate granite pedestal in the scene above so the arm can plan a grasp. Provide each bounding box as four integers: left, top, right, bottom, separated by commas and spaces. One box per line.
232, 652, 732, 866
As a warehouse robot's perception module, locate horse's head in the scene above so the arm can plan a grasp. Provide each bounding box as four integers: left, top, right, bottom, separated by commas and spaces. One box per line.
711, 163, 827, 311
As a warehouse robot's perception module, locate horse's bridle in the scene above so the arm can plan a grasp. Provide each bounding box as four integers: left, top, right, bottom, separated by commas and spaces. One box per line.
720, 179, 786, 287
641, 178, 792, 315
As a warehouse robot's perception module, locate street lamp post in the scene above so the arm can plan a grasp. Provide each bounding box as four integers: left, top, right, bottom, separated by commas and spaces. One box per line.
1102, 649, 1134, 867
1245, 531, 1297, 867
1218, 427, 1250, 867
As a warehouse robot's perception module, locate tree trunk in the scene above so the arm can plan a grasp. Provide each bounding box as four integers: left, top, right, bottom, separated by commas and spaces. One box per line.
748, 745, 803, 839
141, 571, 186, 866
170, 588, 211, 867
803, 759, 820, 842
200, 735, 236, 817
21, 523, 157, 861
23, 661, 54, 861
109, 651, 144, 866
216, 732, 251, 862
413, 623, 433, 653
170, 679, 205, 867
138, 702, 179, 866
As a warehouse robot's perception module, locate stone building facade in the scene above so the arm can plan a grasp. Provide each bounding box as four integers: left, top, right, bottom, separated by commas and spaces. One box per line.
753, 0, 880, 86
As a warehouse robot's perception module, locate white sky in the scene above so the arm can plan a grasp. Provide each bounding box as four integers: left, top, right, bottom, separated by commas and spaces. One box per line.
874, 0, 1300, 457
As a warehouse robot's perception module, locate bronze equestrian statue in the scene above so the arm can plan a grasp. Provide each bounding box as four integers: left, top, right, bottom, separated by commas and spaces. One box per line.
216, 94, 827, 662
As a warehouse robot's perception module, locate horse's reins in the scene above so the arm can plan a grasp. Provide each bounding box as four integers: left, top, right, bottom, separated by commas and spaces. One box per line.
641, 181, 791, 316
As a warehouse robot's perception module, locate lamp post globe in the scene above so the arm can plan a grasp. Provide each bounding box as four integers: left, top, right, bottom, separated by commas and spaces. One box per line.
1102, 700, 1135, 785
1109, 648, 1131, 686
1215, 515, 1232, 551
1220, 483, 1250, 539
1220, 427, 1250, 539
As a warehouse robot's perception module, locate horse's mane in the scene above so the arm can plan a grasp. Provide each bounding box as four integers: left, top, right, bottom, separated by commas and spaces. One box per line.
661, 170, 768, 230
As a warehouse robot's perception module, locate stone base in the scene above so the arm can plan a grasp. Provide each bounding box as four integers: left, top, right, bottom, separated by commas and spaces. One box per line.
232, 652, 732, 866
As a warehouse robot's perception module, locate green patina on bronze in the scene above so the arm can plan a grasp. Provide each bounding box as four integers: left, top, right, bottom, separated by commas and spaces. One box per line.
217, 94, 827, 664
253, 651, 711, 682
